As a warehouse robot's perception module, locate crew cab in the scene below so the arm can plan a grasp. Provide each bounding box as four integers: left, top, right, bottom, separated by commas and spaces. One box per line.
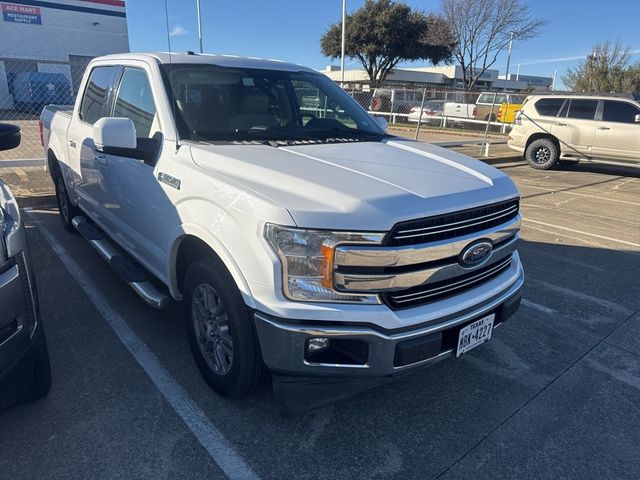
41, 53, 524, 414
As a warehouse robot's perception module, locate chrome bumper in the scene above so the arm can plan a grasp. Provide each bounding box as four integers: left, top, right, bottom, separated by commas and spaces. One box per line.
254, 263, 524, 378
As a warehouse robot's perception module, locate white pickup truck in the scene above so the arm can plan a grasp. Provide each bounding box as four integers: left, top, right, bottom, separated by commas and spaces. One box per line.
41, 53, 524, 414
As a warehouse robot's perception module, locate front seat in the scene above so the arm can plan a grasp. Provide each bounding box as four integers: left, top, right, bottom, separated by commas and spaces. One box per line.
230, 89, 278, 131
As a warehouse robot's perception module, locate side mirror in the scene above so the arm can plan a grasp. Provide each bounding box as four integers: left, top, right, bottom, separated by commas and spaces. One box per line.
93, 117, 137, 151
373, 116, 388, 132
635, 114, 640, 123
0, 123, 21, 151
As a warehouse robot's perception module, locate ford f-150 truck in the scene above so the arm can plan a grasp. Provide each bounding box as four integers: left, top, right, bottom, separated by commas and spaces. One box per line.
41, 53, 524, 415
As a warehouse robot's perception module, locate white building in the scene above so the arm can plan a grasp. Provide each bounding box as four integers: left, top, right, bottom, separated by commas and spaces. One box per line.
322, 64, 552, 92
0, 0, 129, 109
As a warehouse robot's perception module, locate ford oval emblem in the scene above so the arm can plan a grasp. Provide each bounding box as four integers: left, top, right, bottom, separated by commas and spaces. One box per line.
459, 240, 493, 267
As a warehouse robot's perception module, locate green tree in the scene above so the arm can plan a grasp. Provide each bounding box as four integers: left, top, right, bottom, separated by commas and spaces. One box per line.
320, 0, 455, 86
563, 41, 640, 94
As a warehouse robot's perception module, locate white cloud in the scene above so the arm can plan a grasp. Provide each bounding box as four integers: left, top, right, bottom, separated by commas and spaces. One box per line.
169, 25, 187, 36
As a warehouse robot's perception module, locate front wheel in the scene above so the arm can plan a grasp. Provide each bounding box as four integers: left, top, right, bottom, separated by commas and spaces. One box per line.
525, 138, 559, 170
183, 256, 266, 398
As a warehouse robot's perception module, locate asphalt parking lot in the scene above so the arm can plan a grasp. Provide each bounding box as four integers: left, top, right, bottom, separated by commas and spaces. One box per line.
1, 157, 639, 479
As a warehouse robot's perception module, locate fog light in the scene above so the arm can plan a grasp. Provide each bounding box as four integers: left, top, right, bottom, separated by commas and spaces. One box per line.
306, 337, 330, 354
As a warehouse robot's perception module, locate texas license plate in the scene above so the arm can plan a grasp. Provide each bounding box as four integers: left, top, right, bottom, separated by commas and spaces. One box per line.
456, 314, 495, 357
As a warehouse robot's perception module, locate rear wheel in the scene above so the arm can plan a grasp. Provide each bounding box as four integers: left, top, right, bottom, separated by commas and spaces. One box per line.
183, 256, 266, 398
525, 138, 559, 170
53, 167, 81, 232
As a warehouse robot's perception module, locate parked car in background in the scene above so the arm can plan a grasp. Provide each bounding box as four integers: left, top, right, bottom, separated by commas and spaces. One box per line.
11, 72, 73, 113
442, 92, 478, 121
0, 123, 51, 410
369, 88, 423, 114
475, 92, 524, 122
408, 100, 446, 124
509, 94, 640, 169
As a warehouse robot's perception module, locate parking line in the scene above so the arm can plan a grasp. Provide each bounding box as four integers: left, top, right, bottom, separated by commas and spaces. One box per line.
523, 219, 640, 249
521, 299, 556, 315
528, 278, 633, 315
521, 184, 640, 207
24, 210, 259, 480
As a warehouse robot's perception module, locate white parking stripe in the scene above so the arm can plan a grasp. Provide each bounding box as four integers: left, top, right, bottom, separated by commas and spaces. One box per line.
523, 219, 640, 249
521, 299, 556, 315
528, 278, 633, 315
522, 184, 640, 207
24, 210, 259, 480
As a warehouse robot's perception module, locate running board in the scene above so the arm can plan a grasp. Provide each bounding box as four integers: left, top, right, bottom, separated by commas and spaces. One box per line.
71, 216, 170, 309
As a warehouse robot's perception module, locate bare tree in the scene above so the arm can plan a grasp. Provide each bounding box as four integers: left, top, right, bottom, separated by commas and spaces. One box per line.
563, 41, 640, 93
442, 0, 545, 89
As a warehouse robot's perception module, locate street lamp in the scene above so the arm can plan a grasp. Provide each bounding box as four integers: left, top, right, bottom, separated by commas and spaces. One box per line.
503, 31, 514, 92
340, 0, 346, 83
196, 0, 203, 53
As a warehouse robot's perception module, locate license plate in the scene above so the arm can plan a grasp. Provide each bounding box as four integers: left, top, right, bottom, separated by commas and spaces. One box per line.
456, 314, 495, 357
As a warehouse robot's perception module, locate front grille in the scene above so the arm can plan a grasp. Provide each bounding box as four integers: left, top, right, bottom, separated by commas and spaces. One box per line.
383, 255, 513, 310
386, 198, 519, 246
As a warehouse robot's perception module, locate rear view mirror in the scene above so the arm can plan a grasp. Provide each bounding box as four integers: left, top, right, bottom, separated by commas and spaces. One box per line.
635, 114, 640, 123
93, 117, 137, 151
0, 123, 21, 151
373, 116, 388, 131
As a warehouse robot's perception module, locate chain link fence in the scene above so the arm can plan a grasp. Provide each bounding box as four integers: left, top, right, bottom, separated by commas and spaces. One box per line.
0, 57, 519, 161
0, 56, 89, 160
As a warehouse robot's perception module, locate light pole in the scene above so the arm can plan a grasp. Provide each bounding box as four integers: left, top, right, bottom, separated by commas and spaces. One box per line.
196, 0, 203, 53
503, 31, 514, 91
340, 0, 346, 83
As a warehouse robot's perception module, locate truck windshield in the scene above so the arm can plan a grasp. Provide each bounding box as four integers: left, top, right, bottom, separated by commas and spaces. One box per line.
161, 64, 386, 142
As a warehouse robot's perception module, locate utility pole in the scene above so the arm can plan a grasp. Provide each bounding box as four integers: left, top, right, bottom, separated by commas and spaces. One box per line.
516, 64, 521, 81
340, 0, 346, 83
503, 31, 514, 91
196, 0, 203, 53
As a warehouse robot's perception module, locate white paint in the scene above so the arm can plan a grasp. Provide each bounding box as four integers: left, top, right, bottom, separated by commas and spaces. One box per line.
522, 184, 640, 207
24, 210, 259, 480
521, 299, 556, 315
528, 277, 633, 315
524, 219, 640, 249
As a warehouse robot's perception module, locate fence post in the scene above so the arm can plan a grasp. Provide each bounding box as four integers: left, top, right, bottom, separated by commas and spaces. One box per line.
440, 91, 447, 128
481, 92, 498, 157
390, 88, 396, 124
414, 88, 427, 141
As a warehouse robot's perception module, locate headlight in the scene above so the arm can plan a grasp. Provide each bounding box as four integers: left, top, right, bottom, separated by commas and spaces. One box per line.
265, 224, 383, 303
0, 182, 22, 258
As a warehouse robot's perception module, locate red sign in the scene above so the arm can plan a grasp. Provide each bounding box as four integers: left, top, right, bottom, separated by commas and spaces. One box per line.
2, 3, 41, 15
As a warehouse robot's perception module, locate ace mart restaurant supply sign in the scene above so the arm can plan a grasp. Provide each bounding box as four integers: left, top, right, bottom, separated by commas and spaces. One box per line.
2, 3, 42, 25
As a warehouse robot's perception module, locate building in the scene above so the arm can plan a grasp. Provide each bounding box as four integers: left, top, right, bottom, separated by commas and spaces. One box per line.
0, 0, 129, 110
322, 64, 552, 92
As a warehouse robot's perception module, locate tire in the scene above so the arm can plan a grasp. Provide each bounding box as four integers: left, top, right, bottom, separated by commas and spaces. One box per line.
53, 166, 81, 232
183, 256, 266, 398
20, 322, 52, 404
525, 138, 559, 170
485, 114, 497, 122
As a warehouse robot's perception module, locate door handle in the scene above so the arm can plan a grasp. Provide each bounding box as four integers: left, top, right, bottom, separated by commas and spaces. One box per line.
95, 153, 108, 165
68, 139, 77, 148
597, 126, 610, 130
554, 122, 567, 126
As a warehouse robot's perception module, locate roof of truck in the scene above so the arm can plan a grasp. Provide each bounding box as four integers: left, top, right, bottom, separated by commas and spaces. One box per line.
91, 52, 318, 73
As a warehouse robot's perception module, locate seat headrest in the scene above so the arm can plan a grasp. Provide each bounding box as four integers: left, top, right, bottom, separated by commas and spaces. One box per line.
238, 89, 270, 113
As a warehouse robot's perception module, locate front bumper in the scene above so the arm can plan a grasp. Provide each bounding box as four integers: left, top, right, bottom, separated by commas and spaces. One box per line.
254, 262, 524, 378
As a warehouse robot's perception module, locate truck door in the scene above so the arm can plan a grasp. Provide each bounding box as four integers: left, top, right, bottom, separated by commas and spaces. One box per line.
96, 66, 174, 277
67, 65, 118, 223
592, 100, 640, 160
550, 99, 598, 156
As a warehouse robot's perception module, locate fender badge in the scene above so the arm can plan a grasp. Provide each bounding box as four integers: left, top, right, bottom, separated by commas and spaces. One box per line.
158, 172, 181, 190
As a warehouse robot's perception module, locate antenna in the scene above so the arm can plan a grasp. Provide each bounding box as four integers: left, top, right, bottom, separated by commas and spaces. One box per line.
163, 0, 179, 152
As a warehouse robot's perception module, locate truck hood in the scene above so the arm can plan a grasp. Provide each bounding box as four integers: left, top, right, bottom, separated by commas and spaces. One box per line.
190, 138, 519, 231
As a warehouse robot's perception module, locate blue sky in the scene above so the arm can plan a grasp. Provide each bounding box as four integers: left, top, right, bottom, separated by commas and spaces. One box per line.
126, 0, 640, 88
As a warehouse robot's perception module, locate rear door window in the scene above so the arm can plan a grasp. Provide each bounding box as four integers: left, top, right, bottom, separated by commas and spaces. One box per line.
602, 100, 640, 123
567, 99, 598, 120
79, 66, 116, 124
534, 98, 565, 117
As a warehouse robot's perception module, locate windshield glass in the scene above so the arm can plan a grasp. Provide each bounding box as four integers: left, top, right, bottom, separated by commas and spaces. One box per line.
161, 64, 385, 142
